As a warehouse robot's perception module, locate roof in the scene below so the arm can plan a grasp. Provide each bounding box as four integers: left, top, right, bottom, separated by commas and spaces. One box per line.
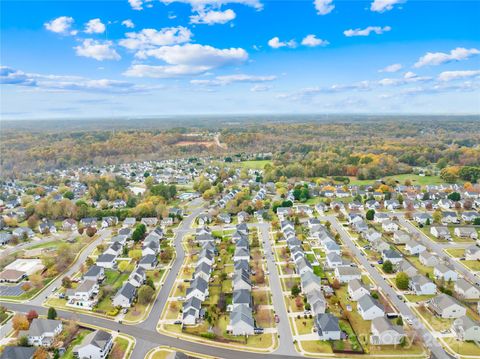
358, 294, 384, 312
0, 347, 36, 359
348, 279, 368, 293
230, 304, 254, 327
372, 317, 404, 335
430, 293, 463, 311
0, 269, 25, 281
21, 318, 62, 337
116, 282, 137, 300
76, 330, 112, 351
315, 313, 339, 333
453, 315, 479, 331
96, 253, 116, 263
84, 265, 103, 277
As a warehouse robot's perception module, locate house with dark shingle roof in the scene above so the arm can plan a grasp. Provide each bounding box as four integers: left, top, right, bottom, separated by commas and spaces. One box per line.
315, 313, 340, 340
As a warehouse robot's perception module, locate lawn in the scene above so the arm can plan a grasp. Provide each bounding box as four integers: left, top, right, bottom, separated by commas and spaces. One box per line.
236, 160, 272, 170
463, 260, 480, 271
109, 336, 130, 359
300, 340, 333, 354
444, 339, 480, 356
28, 239, 65, 250
294, 317, 314, 335
416, 306, 453, 331
150, 350, 172, 359
404, 294, 435, 303
444, 248, 465, 258
383, 174, 446, 186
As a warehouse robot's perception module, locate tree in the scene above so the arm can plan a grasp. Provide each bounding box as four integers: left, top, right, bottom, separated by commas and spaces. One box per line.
63, 191, 74, 200
33, 348, 49, 359
138, 285, 155, 305
447, 192, 461, 202
128, 249, 142, 260
396, 272, 409, 290
366, 209, 375, 221
396, 316, 403, 326
85, 226, 97, 237
47, 307, 57, 320
18, 335, 30, 347
132, 224, 146, 242
12, 314, 30, 331
382, 260, 394, 274
27, 215, 39, 230
291, 284, 301, 297
118, 261, 129, 273
332, 278, 341, 290
474, 217, 480, 226
26, 310, 38, 323
62, 276, 72, 288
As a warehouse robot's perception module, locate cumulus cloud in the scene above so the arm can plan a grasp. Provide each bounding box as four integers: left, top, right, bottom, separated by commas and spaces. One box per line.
344, 26, 391, 37
84, 18, 106, 34
301, 34, 329, 47
370, 0, 404, 13
119, 27, 192, 50
314, 0, 334, 15
122, 19, 135, 28
268, 37, 297, 49
125, 44, 248, 78
190, 9, 236, 24
438, 70, 480, 81
191, 73, 276, 86
75, 39, 121, 61
0, 66, 144, 93
378, 71, 431, 86
44, 16, 76, 35
129, 0, 144, 10
414, 47, 480, 68
160, 0, 262, 11
379, 63, 402, 73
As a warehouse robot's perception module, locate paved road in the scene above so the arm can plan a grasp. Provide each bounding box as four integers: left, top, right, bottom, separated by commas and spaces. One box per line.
323, 215, 449, 359
399, 217, 480, 286
255, 223, 298, 357
30, 229, 112, 306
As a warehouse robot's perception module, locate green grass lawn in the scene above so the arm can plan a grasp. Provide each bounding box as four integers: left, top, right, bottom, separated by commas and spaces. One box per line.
28, 239, 64, 250
109, 336, 130, 359
348, 174, 447, 187
300, 340, 333, 354
463, 260, 480, 271
236, 160, 272, 170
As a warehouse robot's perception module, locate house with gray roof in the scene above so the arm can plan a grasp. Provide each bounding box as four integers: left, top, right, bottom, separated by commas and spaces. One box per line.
455, 278, 480, 300
229, 304, 254, 336
73, 330, 113, 359
357, 294, 385, 320
429, 294, 466, 318
452, 316, 480, 341
112, 282, 137, 308
315, 313, 340, 340
0, 347, 36, 359
409, 275, 436, 296
186, 277, 209, 301
19, 318, 63, 347
348, 279, 370, 301
370, 317, 405, 345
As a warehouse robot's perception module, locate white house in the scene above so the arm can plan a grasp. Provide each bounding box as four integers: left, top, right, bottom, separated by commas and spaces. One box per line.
19, 319, 63, 347
348, 279, 370, 301
357, 294, 385, 320
455, 278, 480, 300
370, 317, 405, 345
73, 330, 113, 359
429, 294, 466, 319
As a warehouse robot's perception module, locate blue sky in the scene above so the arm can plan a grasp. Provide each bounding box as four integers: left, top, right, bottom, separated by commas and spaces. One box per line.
1, 0, 479, 119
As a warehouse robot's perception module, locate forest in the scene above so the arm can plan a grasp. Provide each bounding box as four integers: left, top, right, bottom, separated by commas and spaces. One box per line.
1, 116, 479, 179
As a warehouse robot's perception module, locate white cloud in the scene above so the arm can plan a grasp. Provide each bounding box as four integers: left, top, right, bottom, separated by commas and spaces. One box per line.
370, 0, 404, 13
74, 39, 121, 61
378, 72, 431, 86
119, 27, 192, 50
379, 63, 402, 73
301, 34, 329, 47
438, 70, 480, 81
1, 66, 144, 93
268, 37, 297, 49
126, 44, 248, 78
191, 73, 276, 85
414, 47, 480, 68
344, 26, 391, 37
160, 0, 262, 11
44, 16, 76, 35
250, 84, 271, 92
84, 18, 106, 34
123, 64, 210, 78
314, 0, 334, 15
122, 19, 135, 28
190, 9, 236, 25
129, 0, 144, 10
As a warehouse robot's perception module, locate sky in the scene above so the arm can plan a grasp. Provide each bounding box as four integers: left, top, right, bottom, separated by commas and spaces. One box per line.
1, 0, 480, 119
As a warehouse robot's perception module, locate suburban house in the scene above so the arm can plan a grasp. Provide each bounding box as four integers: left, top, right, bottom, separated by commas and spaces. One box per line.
128, 266, 146, 288
396, 260, 418, 278
112, 282, 137, 308
141, 217, 158, 227
429, 294, 466, 318
419, 251, 439, 267
38, 220, 57, 234
364, 229, 382, 243
430, 226, 451, 240
96, 254, 117, 269
62, 218, 78, 231
334, 267, 362, 283
0, 347, 36, 359
413, 213, 432, 225
186, 277, 209, 301
455, 278, 480, 300
462, 212, 480, 223
348, 279, 370, 301
19, 319, 63, 347
138, 254, 158, 270
370, 317, 405, 345
357, 294, 385, 320
392, 230, 410, 244
182, 296, 203, 325
452, 316, 480, 342
455, 227, 479, 240
229, 305, 255, 336
405, 240, 426, 255
434, 264, 458, 282
66, 280, 99, 309
465, 245, 480, 260
409, 275, 437, 295
382, 220, 399, 232
73, 330, 113, 359
315, 313, 341, 340
84, 265, 105, 283
382, 249, 403, 265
